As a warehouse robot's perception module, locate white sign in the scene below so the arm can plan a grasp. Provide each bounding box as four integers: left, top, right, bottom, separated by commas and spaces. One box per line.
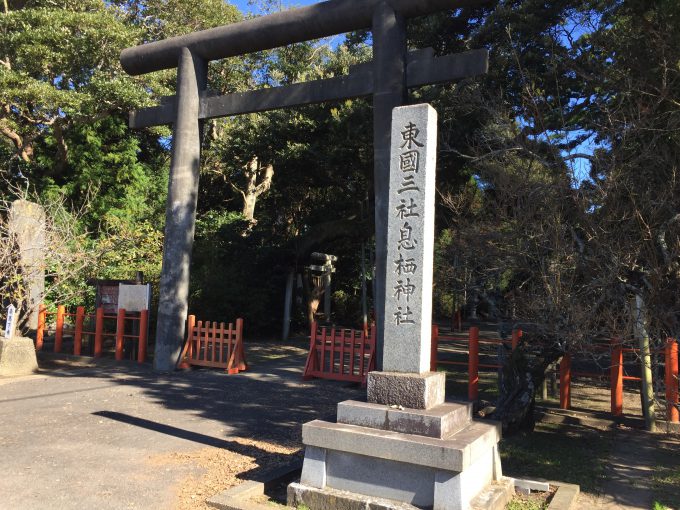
118, 284, 151, 312
4, 304, 17, 339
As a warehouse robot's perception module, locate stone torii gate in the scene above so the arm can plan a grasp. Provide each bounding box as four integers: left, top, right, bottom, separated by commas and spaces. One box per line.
121, 0, 488, 371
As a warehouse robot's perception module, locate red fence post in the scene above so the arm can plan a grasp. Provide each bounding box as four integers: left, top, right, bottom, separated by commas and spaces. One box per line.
187, 314, 196, 361
468, 326, 479, 401
511, 329, 522, 350
177, 314, 195, 369
430, 324, 439, 372
235, 318, 246, 371
36, 304, 46, 351
665, 338, 679, 423
54, 305, 65, 353
74, 306, 85, 356
138, 310, 148, 363
94, 307, 104, 357
611, 338, 623, 416
115, 308, 125, 361
560, 352, 571, 410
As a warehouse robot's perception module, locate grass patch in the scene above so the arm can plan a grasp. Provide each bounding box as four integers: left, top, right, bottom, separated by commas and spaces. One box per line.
507, 495, 549, 510
443, 369, 500, 400
499, 422, 612, 493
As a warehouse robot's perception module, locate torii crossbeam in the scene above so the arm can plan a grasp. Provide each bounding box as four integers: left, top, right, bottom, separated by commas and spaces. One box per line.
121, 0, 488, 371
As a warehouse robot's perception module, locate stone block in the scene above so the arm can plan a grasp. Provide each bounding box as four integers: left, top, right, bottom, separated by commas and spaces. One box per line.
513, 478, 550, 492
326, 450, 436, 506
0, 336, 38, 377
470, 477, 514, 510
336, 400, 389, 430
387, 402, 471, 438
300, 445, 327, 488
337, 400, 472, 438
288, 482, 420, 510
302, 419, 500, 472
548, 482, 580, 510
432, 443, 499, 509
367, 371, 445, 409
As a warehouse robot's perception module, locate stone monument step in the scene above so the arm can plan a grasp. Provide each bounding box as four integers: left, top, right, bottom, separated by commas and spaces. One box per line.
303, 418, 500, 473
470, 476, 515, 510
288, 481, 421, 510
337, 399, 472, 439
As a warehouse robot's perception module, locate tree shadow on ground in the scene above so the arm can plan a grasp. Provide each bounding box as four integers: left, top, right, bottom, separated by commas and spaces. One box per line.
36, 342, 365, 445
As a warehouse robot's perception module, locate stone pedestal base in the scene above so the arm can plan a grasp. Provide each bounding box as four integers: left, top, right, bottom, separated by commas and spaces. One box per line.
289, 400, 509, 510
0, 336, 38, 376
367, 371, 445, 410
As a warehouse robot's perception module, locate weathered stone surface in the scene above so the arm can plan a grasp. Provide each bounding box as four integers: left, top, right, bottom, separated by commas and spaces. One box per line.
469, 477, 514, 510
547, 482, 580, 510
337, 400, 391, 430
300, 445, 327, 488
337, 399, 472, 438
382, 103, 438, 374
288, 482, 421, 510
387, 402, 471, 438
433, 442, 495, 509
367, 371, 445, 409
0, 336, 38, 376
326, 450, 436, 506
8, 200, 45, 330
302, 419, 500, 473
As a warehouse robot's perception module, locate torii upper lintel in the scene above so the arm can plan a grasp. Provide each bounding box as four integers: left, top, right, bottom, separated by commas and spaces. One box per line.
121, 0, 485, 75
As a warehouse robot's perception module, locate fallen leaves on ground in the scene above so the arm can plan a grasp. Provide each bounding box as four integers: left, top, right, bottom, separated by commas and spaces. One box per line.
148, 437, 301, 510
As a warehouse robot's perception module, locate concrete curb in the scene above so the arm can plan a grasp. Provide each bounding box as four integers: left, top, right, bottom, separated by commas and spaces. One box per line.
206, 460, 302, 510
547, 482, 580, 510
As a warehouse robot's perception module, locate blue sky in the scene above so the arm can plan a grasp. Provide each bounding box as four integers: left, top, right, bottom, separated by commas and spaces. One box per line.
230, 0, 319, 15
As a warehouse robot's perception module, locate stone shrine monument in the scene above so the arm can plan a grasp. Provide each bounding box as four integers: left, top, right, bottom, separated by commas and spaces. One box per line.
8, 200, 46, 330
287, 105, 512, 510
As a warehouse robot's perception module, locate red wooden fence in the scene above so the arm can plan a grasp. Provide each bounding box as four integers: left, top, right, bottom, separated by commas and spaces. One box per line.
431, 326, 679, 423
303, 322, 376, 385
554, 338, 678, 423
178, 316, 247, 373
431, 325, 521, 401
665, 338, 679, 423
36, 304, 148, 363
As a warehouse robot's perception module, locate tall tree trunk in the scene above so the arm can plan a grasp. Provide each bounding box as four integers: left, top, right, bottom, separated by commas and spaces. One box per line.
634, 295, 657, 432
491, 341, 561, 435
236, 157, 274, 223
